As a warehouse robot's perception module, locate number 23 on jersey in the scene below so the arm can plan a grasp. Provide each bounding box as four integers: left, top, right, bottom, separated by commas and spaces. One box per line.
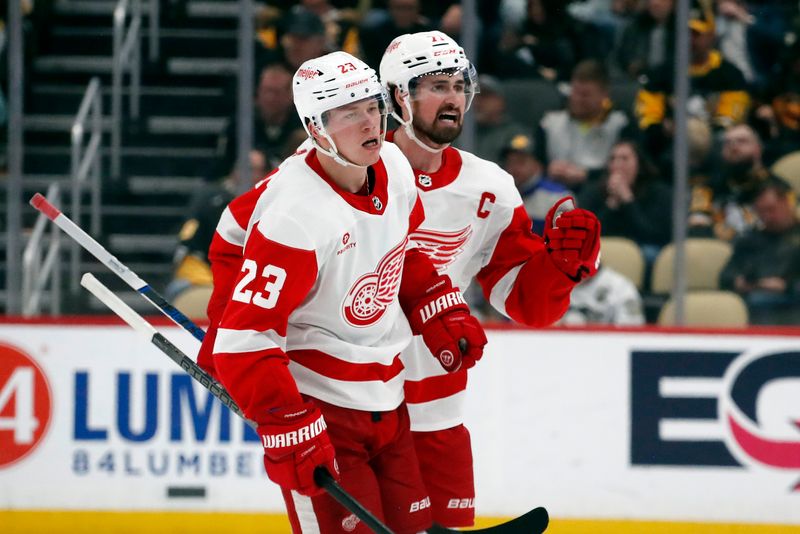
232, 259, 287, 309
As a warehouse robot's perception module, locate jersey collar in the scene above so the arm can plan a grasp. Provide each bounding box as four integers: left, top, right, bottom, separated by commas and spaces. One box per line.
305, 149, 389, 215
386, 129, 463, 191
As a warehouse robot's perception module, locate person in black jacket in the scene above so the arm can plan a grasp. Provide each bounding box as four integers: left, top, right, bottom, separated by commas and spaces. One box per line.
719, 177, 800, 325
578, 139, 672, 262
614, 0, 676, 79
635, 0, 751, 163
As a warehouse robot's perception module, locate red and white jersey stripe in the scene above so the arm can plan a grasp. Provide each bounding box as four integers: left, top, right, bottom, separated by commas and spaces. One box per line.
385, 131, 576, 431
211, 141, 424, 420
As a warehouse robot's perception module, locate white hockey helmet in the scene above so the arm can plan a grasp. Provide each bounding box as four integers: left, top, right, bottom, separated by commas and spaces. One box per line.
293, 51, 390, 167
379, 31, 479, 152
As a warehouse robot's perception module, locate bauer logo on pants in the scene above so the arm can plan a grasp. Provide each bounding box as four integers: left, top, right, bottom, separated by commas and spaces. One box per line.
0, 343, 53, 469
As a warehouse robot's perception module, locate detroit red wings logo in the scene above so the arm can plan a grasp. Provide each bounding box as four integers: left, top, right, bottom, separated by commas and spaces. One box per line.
410, 227, 472, 274
343, 238, 407, 327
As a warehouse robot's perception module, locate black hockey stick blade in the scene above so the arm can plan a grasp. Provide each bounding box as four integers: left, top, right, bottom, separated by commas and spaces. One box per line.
428, 506, 549, 534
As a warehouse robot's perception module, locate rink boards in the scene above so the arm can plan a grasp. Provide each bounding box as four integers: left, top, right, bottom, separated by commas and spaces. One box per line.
1, 319, 799, 532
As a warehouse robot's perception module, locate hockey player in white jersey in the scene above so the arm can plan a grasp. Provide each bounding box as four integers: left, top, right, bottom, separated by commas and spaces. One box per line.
210, 51, 487, 534
380, 32, 602, 527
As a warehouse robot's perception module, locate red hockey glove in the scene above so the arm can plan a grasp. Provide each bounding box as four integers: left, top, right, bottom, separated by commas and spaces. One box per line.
406, 284, 488, 372
257, 401, 338, 496
544, 197, 601, 282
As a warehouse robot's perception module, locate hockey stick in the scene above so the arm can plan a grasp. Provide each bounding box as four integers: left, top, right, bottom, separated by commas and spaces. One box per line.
79, 272, 394, 534
429, 507, 548, 533
80, 277, 550, 534
30, 193, 207, 342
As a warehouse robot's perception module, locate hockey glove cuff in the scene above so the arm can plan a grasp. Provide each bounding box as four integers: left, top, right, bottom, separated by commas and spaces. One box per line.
407, 283, 488, 372
258, 401, 338, 496
544, 197, 601, 282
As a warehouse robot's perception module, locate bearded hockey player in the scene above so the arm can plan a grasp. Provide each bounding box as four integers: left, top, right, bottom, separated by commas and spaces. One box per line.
208, 51, 487, 534
379, 31, 602, 527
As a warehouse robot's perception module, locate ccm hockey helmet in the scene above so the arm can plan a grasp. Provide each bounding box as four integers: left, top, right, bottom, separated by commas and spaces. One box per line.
379, 31, 479, 152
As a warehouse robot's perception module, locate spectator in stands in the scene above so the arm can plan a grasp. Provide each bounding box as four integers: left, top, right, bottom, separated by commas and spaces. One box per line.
719, 177, 800, 325
501, 133, 569, 235
257, 8, 330, 71
752, 40, 800, 163
742, 0, 797, 89
167, 150, 268, 301
491, 0, 585, 81
303, 0, 361, 55
437, 4, 506, 65
216, 62, 304, 174
578, 140, 672, 261
689, 124, 781, 240
568, 0, 640, 36
437, 3, 463, 40
359, 0, 432, 69
715, 0, 757, 84
536, 59, 633, 191
560, 265, 645, 326
635, 0, 751, 160
615, 0, 676, 79
688, 116, 714, 179
466, 74, 529, 165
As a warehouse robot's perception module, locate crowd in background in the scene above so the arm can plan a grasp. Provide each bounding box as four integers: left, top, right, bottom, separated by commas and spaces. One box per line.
188, 0, 800, 326
7, 0, 800, 326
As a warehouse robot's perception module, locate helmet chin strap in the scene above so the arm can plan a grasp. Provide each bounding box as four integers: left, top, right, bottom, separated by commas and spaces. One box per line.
395, 98, 448, 154
312, 127, 369, 169
311, 113, 389, 169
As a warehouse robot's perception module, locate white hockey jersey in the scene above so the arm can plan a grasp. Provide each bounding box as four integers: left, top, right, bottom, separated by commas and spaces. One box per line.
211, 142, 425, 419
391, 133, 577, 431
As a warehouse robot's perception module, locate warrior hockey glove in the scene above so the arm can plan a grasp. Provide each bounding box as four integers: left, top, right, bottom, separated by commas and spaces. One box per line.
544, 197, 600, 282
544, 196, 601, 282
258, 401, 338, 496
407, 282, 488, 373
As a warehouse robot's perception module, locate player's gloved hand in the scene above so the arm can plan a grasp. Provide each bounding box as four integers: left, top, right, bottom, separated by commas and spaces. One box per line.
544, 196, 601, 282
258, 401, 338, 496
407, 281, 488, 372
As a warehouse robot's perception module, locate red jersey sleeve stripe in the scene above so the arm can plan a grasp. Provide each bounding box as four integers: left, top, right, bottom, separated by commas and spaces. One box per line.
206, 231, 247, 326
213, 351, 302, 423
477, 205, 543, 291
228, 169, 275, 230
476, 204, 574, 326
503, 252, 574, 326
404, 369, 467, 404
198, 231, 248, 379
213, 226, 317, 420
287, 349, 405, 383
408, 193, 426, 234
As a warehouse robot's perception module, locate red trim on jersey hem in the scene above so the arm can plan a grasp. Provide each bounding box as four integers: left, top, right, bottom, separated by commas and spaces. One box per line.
288, 349, 405, 382
386, 129, 463, 191
404, 369, 468, 404
305, 149, 389, 215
